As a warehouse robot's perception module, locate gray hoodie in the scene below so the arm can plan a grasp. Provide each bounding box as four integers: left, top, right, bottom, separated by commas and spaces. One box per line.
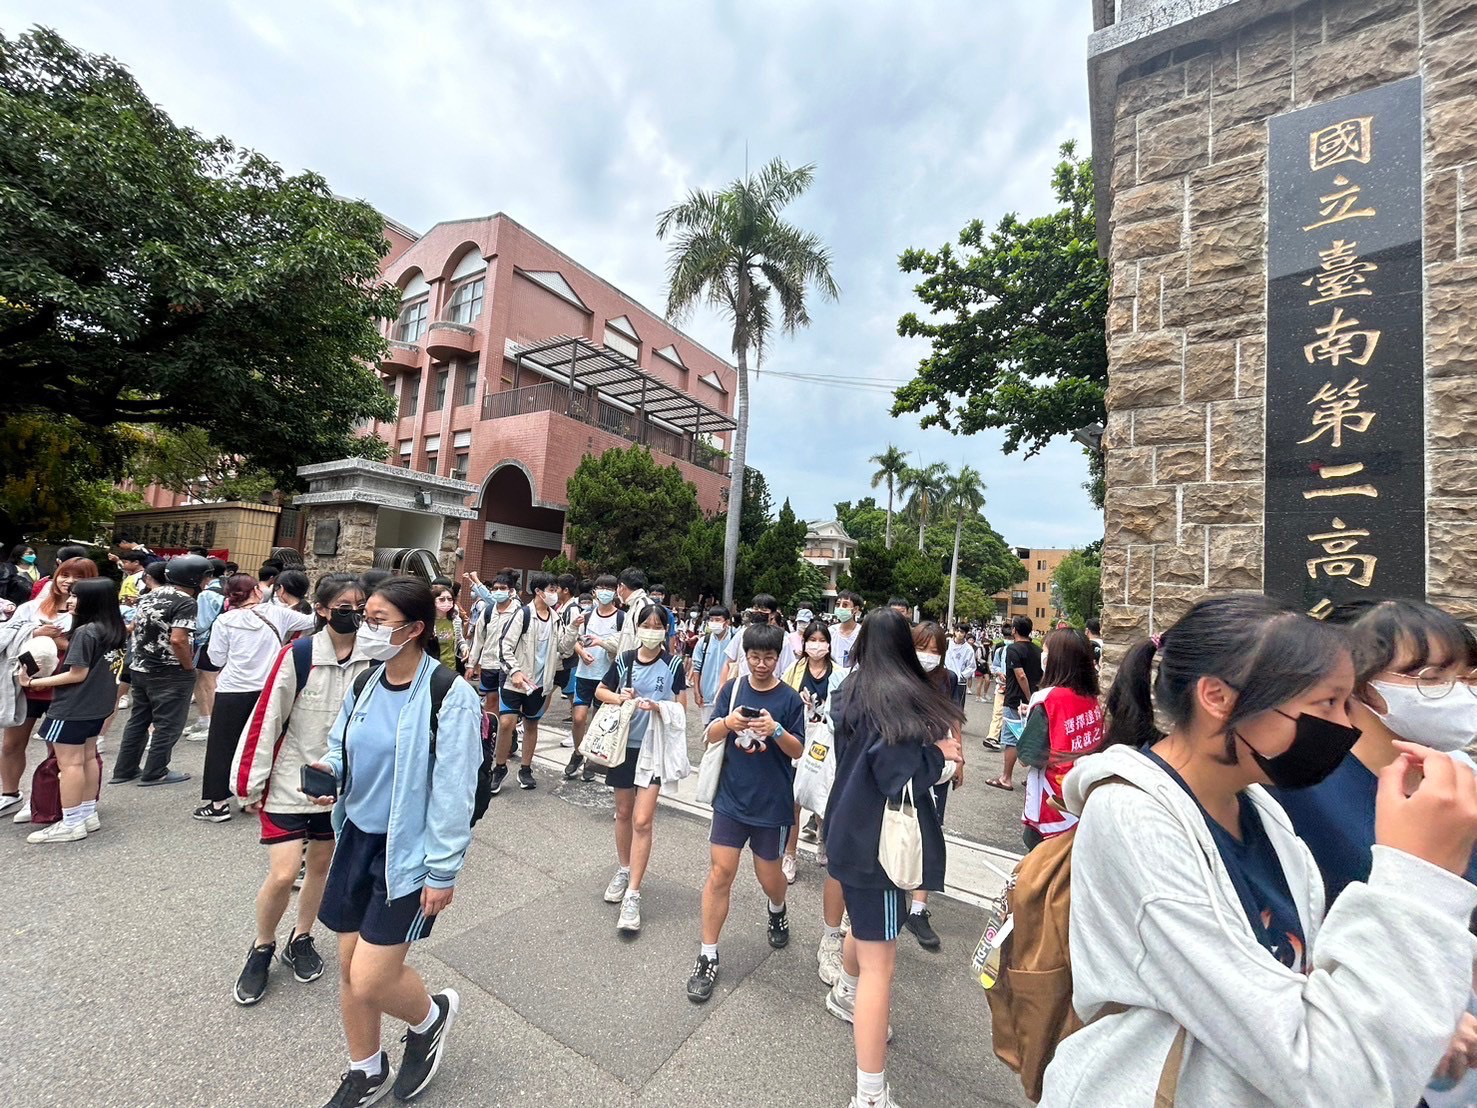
1041, 744, 1477, 1108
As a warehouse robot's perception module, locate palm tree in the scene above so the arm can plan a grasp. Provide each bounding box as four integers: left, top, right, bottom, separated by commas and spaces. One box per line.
902, 462, 948, 550
869, 445, 908, 549
943, 465, 987, 628
659, 158, 839, 607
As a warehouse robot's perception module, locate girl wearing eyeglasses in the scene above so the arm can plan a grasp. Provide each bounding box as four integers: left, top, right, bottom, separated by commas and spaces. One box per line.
229, 573, 371, 1007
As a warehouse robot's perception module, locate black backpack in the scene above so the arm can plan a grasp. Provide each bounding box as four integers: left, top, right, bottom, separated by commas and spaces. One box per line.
0, 565, 32, 607
349, 662, 494, 827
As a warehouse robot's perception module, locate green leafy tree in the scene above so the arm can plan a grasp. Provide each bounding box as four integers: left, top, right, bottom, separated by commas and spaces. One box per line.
670, 515, 726, 604
841, 540, 903, 608
921, 515, 1025, 597
924, 577, 990, 625
0, 413, 142, 545
0, 27, 397, 530
128, 427, 278, 505
737, 467, 773, 547
941, 465, 987, 628
746, 499, 808, 608
895, 142, 1108, 507
790, 561, 828, 613
901, 462, 948, 549
659, 158, 839, 607
868, 445, 909, 549
564, 446, 701, 574
833, 498, 887, 546
540, 553, 587, 579
1052, 545, 1103, 625
892, 550, 946, 612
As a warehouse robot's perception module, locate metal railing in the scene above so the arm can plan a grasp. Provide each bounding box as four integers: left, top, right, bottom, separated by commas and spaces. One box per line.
484, 381, 729, 475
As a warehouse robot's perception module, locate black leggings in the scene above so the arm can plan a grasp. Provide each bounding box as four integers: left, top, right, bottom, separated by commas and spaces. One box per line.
202, 689, 262, 803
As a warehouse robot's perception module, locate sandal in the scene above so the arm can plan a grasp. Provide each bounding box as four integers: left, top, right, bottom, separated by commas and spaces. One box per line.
984, 777, 1015, 791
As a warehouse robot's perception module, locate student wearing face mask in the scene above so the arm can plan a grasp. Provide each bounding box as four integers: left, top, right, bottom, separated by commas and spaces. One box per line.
564, 574, 625, 782
593, 603, 689, 933
1269, 599, 1477, 1103
467, 570, 522, 717
780, 620, 850, 884
229, 574, 372, 1006
830, 592, 863, 669
429, 584, 465, 670
690, 606, 735, 726
1038, 594, 1477, 1108
303, 577, 481, 1108
487, 571, 576, 795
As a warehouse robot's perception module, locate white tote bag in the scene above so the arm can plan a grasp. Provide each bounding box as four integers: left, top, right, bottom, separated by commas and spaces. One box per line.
792, 709, 836, 816
878, 779, 924, 890
580, 699, 636, 768
696, 677, 743, 805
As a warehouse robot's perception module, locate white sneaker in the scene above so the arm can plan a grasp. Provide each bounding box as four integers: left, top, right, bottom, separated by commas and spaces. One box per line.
817, 931, 844, 985
559, 736, 574, 748
602, 868, 630, 903
825, 981, 893, 1040
184, 722, 208, 742
27, 821, 86, 844
782, 852, 797, 885
0, 793, 20, 816
617, 892, 642, 933
847, 1086, 900, 1108
12, 803, 32, 824
85, 813, 101, 833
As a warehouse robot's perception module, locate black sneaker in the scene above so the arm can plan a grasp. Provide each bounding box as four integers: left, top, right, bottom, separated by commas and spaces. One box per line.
904, 907, 942, 950
393, 989, 459, 1101
282, 929, 325, 982
489, 764, 508, 796
192, 801, 231, 823
686, 953, 719, 1003
233, 941, 275, 1005
767, 905, 791, 950
322, 1053, 392, 1107
518, 766, 536, 790
562, 752, 584, 780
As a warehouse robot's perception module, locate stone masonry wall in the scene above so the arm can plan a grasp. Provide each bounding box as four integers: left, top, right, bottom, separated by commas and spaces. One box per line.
1100, 0, 1477, 665
300, 503, 379, 577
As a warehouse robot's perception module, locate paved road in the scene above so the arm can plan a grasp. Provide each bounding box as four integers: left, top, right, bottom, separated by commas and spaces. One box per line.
1, 706, 1031, 1108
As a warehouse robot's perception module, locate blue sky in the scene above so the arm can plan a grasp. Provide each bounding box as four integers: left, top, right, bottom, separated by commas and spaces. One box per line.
4, 0, 1102, 550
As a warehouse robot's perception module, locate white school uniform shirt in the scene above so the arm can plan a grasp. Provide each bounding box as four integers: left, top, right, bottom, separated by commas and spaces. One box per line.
724, 629, 797, 680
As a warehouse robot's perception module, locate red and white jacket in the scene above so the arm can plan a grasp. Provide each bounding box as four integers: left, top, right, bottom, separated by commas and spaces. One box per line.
230, 629, 375, 815
1022, 685, 1104, 839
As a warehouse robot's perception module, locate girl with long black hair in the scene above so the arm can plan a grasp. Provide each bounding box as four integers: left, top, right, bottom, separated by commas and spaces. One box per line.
823, 610, 963, 1108
306, 576, 481, 1107
19, 577, 125, 843
1040, 594, 1477, 1107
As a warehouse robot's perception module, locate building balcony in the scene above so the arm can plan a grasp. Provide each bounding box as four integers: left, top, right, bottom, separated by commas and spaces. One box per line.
382, 341, 420, 374
425, 320, 479, 361
485, 380, 731, 476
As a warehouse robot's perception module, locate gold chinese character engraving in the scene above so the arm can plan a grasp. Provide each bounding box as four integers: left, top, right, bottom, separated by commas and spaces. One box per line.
1303, 175, 1377, 231
1309, 117, 1373, 172
1305, 517, 1377, 587
1303, 308, 1381, 368
1308, 598, 1334, 620
1299, 378, 1375, 447
1303, 239, 1378, 305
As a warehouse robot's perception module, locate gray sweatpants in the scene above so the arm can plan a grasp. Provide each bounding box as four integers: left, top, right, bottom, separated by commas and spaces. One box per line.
113, 666, 196, 780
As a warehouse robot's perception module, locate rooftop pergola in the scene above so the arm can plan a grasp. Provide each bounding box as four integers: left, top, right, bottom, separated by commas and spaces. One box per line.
508, 335, 736, 437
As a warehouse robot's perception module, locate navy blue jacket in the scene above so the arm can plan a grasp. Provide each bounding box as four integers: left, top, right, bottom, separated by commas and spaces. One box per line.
823, 683, 948, 891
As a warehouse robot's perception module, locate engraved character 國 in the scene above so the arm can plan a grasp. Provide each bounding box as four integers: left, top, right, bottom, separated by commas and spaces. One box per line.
1309, 117, 1373, 172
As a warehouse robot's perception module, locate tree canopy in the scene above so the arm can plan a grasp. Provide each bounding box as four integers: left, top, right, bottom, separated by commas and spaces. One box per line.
0, 28, 396, 540
564, 445, 701, 574
833, 498, 888, 547
1052, 543, 1103, 626
894, 142, 1108, 507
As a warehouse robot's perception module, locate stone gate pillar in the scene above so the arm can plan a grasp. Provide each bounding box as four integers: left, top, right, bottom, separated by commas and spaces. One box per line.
1088, 0, 1477, 667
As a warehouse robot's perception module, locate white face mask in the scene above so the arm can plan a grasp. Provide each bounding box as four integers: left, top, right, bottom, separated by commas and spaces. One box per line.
489, 589, 511, 605
805, 641, 830, 660
636, 628, 667, 650
917, 651, 941, 672
359, 622, 411, 662
542, 590, 559, 607
707, 620, 726, 634
1368, 680, 1477, 753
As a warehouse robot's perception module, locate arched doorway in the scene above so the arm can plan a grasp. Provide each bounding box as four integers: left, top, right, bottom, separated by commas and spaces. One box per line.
475, 462, 566, 586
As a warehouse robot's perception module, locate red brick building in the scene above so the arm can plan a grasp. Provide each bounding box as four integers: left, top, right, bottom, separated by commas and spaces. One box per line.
371, 213, 736, 579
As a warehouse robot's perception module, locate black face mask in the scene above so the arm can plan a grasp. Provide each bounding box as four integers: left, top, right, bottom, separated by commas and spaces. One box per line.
1237, 710, 1360, 790
327, 609, 363, 635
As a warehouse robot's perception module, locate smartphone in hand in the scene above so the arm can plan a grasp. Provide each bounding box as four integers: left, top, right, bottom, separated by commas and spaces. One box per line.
17, 651, 39, 678
738, 705, 762, 720
300, 764, 338, 799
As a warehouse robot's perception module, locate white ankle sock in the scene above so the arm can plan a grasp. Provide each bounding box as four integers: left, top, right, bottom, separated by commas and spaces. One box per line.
350, 1051, 383, 1077
408, 998, 437, 1035
768, 898, 786, 913
700, 942, 718, 959
839, 969, 858, 995
197, 715, 211, 728
823, 924, 844, 940
80, 800, 97, 818
910, 899, 925, 916
617, 865, 631, 876
857, 1067, 886, 1103
62, 804, 85, 828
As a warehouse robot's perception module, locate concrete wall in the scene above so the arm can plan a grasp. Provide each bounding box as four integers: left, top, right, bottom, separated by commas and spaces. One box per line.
1097, 0, 1477, 664
113, 503, 282, 570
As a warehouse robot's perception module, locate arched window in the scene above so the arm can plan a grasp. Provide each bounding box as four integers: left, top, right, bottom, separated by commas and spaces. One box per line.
444, 249, 486, 325
395, 272, 430, 342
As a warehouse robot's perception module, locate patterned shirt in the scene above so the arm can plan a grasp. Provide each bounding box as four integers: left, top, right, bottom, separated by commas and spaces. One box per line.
129, 586, 197, 671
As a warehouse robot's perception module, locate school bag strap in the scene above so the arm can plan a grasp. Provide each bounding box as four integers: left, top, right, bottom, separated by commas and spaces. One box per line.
290, 635, 315, 694
348, 662, 457, 754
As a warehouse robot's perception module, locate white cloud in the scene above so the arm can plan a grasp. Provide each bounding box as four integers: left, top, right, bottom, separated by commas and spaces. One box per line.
2, 0, 1102, 549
